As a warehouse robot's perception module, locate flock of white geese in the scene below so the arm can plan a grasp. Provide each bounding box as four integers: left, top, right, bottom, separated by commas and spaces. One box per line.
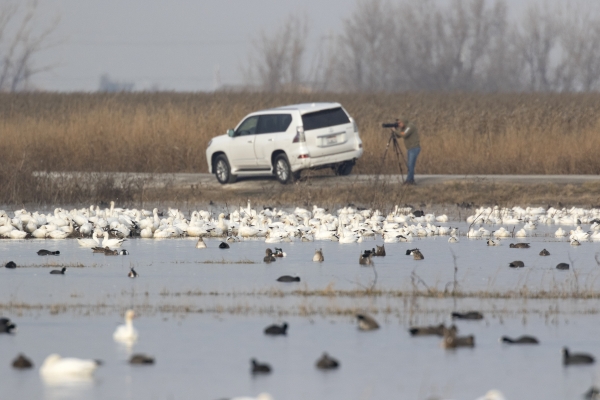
0, 202, 598, 246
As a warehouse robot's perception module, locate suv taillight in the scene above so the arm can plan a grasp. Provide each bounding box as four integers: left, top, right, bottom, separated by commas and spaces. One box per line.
292, 126, 305, 143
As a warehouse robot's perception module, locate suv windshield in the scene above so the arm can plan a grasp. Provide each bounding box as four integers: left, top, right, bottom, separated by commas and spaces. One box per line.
302, 107, 350, 131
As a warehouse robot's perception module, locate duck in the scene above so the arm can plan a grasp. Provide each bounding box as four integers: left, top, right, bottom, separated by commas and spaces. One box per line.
251, 358, 271, 374
195, 237, 207, 249
451, 311, 483, 320
409, 323, 448, 337
263, 249, 276, 263
442, 328, 475, 349
313, 248, 324, 262
570, 238, 581, 246
128, 268, 138, 278
37, 249, 60, 256
501, 335, 539, 344
264, 322, 287, 335
12, 353, 33, 369
509, 243, 530, 248
0, 317, 17, 333
276, 275, 300, 282
113, 309, 138, 344
219, 242, 230, 249
584, 387, 600, 400
374, 244, 386, 256
487, 239, 500, 246
92, 246, 111, 253
104, 249, 118, 255
40, 354, 101, 377
408, 249, 424, 260
5, 261, 16, 269
315, 352, 340, 370
119, 249, 129, 255
356, 314, 379, 331
273, 247, 286, 257
129, 354, 155, 365
556, 263, 570, 270
539, 248, 550, 256
448, 236, 459, 243
50, 267, 66, 275
563, 347, 595, 365
358, 251, 373, 265
509, 260, 524, 268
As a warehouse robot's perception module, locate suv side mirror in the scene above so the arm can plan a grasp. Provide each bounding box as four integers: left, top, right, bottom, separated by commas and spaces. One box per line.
227, 129, 235, 137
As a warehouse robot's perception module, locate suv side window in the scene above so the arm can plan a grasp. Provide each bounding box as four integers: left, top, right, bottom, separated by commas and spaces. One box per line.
235, 116, 259, 136
256, 114, 292, 134
302, 107, 350, 131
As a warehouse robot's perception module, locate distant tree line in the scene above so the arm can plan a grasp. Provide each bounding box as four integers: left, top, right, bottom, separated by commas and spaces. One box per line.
243, 0, 600, 92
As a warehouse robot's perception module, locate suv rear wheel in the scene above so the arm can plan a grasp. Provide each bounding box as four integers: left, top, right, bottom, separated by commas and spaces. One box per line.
214, 155, 236, 184
335, 161, 354, 176
274, 154, 294, 184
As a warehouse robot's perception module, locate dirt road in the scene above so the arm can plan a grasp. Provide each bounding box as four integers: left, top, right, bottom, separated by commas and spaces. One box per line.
139, 173, 598, 190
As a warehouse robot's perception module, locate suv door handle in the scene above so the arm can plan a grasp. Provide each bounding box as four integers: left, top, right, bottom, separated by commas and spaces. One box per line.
267, 139, 273, 142
247, 140, 252, 143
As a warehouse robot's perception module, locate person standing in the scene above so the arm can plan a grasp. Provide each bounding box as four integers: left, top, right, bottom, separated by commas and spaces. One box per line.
394, 116, 420, 185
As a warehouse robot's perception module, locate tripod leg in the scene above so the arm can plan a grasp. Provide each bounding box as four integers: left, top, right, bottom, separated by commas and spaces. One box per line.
376, 134, 395, 181
392, 137, 406, 183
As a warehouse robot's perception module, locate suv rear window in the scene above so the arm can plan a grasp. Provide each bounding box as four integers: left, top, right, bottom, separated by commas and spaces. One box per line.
302, 107, 350, 131
256, 114, 292, 134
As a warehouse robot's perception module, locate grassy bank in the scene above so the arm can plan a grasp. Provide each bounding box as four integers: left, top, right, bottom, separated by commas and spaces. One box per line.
1, 92, 599, 204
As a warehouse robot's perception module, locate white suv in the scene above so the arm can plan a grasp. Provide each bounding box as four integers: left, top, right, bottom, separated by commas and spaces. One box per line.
206, 102, 363, 184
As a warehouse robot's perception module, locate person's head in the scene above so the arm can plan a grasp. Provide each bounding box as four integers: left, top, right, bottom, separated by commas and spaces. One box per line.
396, 116, 408, 129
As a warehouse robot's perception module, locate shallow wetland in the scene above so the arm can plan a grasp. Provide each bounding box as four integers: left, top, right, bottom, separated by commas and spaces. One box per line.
2, 213, 600, 400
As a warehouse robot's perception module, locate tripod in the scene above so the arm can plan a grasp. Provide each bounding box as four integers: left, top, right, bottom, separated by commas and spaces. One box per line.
379, 130, 407, 183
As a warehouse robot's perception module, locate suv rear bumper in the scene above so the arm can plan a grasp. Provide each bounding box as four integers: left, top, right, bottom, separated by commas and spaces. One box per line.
290, 148, 363, 172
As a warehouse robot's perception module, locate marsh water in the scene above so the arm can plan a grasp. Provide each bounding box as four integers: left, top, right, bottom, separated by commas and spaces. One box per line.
1, 222, 600, 400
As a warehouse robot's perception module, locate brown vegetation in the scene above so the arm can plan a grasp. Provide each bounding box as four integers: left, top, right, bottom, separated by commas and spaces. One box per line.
1, 92, 600, 204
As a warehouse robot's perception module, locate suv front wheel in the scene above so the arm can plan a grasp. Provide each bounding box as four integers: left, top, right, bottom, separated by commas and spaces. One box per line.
274, 154, 294, 184
214, 155, 237, 184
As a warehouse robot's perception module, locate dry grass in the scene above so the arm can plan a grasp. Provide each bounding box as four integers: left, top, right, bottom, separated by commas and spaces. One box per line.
3, 261, 90, 268
2, 92, 600, 204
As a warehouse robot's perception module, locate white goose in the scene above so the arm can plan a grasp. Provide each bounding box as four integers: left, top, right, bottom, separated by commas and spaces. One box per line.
40, 354, 100, 378
231, 394, 274, 400
77, 232, 101, 247
102, 231, 126, 248
514, 228, 527, 238
113, 309, 138, 344
8, 229, 28, 239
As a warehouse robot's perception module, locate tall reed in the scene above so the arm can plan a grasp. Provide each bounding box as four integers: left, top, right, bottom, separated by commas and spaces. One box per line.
1, 92, 599, 203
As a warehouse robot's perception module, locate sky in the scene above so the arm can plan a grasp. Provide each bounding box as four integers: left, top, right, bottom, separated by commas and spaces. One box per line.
16, 0, 582, 92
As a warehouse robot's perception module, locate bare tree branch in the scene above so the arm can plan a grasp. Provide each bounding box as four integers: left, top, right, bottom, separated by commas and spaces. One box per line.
242, 14, 308, 92
0, 0, 60, 92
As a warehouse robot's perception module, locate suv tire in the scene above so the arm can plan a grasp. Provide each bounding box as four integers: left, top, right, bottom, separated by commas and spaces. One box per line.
214, 155, 236, 184
335, 161, 354, 176
274, 154, 294, 184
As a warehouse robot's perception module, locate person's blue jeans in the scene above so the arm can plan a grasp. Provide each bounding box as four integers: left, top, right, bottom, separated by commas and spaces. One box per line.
406, 146, 420, 183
